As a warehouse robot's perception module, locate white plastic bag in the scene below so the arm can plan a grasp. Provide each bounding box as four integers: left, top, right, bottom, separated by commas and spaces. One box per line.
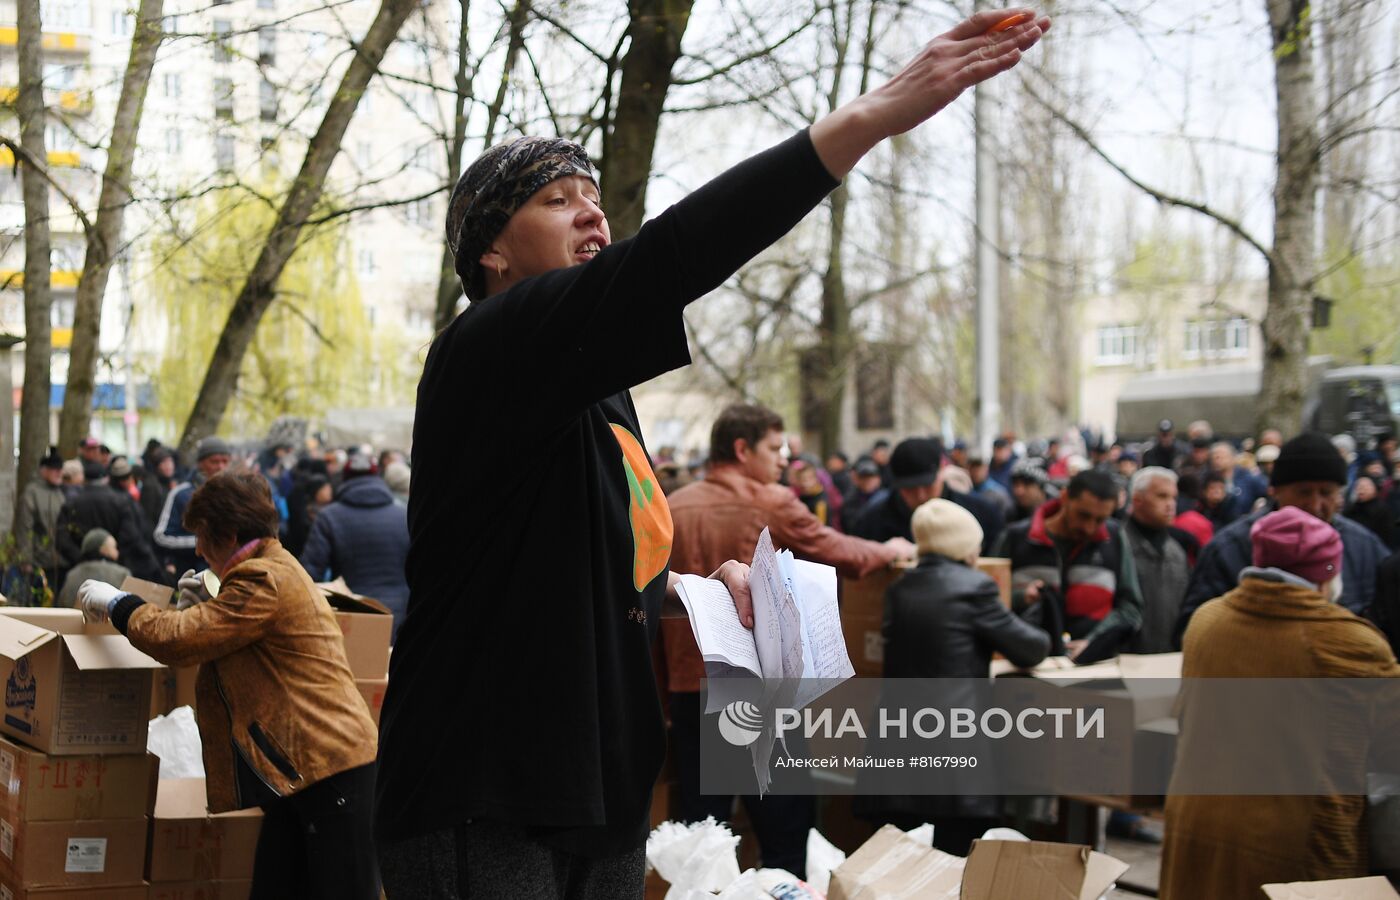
147, 705, 204, 778
647, 818, 742, 897
805, 828, 846, 895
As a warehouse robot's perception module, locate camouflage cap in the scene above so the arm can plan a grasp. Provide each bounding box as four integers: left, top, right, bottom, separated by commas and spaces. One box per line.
446, 136, 596, 301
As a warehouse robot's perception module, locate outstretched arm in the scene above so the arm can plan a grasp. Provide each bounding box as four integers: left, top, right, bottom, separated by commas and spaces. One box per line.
810, 8, 1049, 178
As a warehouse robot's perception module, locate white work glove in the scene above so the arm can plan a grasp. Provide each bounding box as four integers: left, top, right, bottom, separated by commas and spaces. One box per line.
78, 580, 123, 623
176, 569, 212, 611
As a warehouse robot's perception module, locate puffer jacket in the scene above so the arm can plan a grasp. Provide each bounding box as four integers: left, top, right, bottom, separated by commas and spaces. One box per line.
299, 476, 410, 637
114, 539, 377, 813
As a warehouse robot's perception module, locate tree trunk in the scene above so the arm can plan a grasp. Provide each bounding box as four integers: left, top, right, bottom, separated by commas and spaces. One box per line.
1257, 0, 1319, 436
598, 0, 693, 240
57, 0, 164, 455
177, 0, 419, 458
13, 0, 52, 521
816, 180, 851, 457
433, 0, 532, 331
432, 0, 475, 333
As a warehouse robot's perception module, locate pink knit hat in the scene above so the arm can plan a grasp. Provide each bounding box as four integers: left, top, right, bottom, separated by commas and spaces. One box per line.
1250, 506, 1343, 585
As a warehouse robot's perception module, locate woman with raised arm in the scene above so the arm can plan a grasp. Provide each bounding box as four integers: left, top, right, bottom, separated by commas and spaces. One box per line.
375, 10, 1049, 899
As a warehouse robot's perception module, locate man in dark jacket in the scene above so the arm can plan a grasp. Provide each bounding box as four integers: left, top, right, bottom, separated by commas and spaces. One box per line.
1123, 467, 1197, 653
1142, 419, 1185, 471
55, 460, 162, 582
15, 448, 67, 589
993, 469, 1143, 663
153, 437, 232, 577
1175, 432, 1390, 647
300, 452, 410, 638
850, 438, 1003, 553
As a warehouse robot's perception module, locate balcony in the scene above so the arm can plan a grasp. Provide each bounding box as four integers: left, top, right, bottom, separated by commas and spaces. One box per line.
0, 85, 94, 113
0, 146, 80, 167
0, 269, 81, 289
0, 27, 91, 53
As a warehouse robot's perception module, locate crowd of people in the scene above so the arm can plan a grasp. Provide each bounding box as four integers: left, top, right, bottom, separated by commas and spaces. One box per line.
6, 5, 1395, 894
9, 434, 414, 636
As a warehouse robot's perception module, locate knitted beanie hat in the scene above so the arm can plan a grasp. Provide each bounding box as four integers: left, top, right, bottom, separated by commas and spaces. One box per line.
912, 498, 983, 563
1270, 432, 1347, 487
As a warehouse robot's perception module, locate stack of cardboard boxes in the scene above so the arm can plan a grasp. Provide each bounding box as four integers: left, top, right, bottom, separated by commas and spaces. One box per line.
318, 580, 393, 725
0, 608, 162, 899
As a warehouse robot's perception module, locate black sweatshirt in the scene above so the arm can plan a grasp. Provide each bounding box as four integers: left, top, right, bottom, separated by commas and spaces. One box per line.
374, 130, 839, 854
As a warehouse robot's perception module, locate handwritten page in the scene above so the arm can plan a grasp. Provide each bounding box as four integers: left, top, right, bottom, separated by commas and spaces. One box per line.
675, 574, 761, 677
751, 529, 805, 682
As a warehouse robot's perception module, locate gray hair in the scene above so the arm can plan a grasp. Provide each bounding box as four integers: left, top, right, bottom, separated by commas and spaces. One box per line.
1130, 466, 1178, 497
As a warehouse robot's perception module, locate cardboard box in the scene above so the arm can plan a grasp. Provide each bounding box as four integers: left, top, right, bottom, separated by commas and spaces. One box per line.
147, 779, 261, 884
0, 816, 148, 888
975, 557, 1012, 607
149, 668, 197, 722
0, 612, 84, 635
317, 580, 392, 679
355, 677, 387, 727
828, 824, 963, 900
0, 735, 157, 822
839, 568, 904, 678
148, 881, 251, 900
0, 871, 148, 900
961, 839, 1128, 900
1261, 877, 1400, 899
0, 617, 163, 755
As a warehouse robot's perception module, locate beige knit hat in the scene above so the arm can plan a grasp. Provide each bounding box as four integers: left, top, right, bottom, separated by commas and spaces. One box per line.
911, 498, 983, 562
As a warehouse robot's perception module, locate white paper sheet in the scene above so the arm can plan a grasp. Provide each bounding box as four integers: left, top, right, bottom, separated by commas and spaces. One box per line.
675, 574, 762, 676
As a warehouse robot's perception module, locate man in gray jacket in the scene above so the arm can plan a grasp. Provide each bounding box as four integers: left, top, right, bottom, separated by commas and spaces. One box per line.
15, 448, 67, 596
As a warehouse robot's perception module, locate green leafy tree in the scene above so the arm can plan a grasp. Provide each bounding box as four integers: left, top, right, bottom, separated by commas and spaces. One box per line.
149, 189, 414, 439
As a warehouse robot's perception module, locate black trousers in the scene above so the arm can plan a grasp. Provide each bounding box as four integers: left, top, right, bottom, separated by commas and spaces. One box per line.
669, 691, 813, 877
250, 762, 380, 900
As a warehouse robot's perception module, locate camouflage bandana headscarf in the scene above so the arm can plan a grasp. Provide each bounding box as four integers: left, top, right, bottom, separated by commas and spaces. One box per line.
446, 136, 597, 301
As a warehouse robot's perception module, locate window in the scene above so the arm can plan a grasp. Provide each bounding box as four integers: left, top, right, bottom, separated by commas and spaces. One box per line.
404, 197, 430, 226
165, 127, 182, 154
1183, 317, 1250, 360
44, 123, 77, 151
257, 28, 275, 66
357, 249, 377, 277
43, 64, 75, 90
259, 79, 277, 122
1094, 324, 1155, 367
214, 77, 235, 120
163, 72, 180, 99
161, 14, 181, 34
44, 0, 91, 32
213, 20, 233, 64
109, 10, 133, 35
51, 297, 75, 328
356, 141, 372, 168
257, 0, 275, 9
215, 133, 235, 171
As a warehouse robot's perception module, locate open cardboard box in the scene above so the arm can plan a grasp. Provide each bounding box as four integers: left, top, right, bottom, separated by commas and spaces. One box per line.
1262, 876, 1400, 899
316, 579, 392, 679
828, 826, 1128, 900
961, 839, 1128, 900
148, 779, 261, 884
0, 615, 162, 755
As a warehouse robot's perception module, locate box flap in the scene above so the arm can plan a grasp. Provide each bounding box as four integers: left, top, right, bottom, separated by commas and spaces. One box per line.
1117, 653, 1183, 678
0, 615, 62, 658
120, 576, 174, 607
317, 580, 391, 616
0, 608, 85, 634
60, 634, 164, 670
829, 824, 964, 900
961, 840, 1128, 900
1261, 877, 1400, 899
155, 777, 262, 820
